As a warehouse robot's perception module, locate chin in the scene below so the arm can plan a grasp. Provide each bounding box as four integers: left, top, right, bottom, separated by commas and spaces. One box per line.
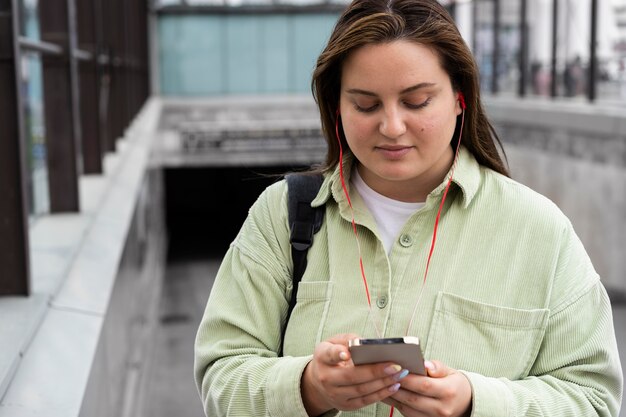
377, 171, 422, 183
378, 164, 421, 178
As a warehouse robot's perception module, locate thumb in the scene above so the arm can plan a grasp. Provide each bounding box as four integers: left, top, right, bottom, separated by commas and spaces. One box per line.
326, 333, 360, 346
424, 360, 450, 378
316, 333, 360, 365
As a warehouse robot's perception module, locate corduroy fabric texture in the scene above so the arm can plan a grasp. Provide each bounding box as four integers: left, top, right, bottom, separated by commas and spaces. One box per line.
194, 147, 622, 417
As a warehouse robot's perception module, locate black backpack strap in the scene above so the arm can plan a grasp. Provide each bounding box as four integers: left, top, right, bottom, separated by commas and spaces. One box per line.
281, 173, 324, 356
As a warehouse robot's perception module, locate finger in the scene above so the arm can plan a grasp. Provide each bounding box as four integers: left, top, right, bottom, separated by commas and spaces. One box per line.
381, 397, 394, 407
389, 386, 464, 417
335, 373, 402, 399
383, 395, 429, 417
329, 333, 360, 363
343, 359, 416, 385
315, 341, 346, 365
338, 363, 409, 388
382, 397, 407, 416
341, 379, 405, 411
314, 364, 409, 411
382, 397, 431, 417
316, 334, 360, 365
326, 333, 360, 345
391, 371, 472, 417
424, 359, 450, 378
395, 373, 443, 398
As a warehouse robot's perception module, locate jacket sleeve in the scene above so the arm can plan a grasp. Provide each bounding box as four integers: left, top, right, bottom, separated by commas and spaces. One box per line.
462, 223, 623, 417
193, 181, 329, 417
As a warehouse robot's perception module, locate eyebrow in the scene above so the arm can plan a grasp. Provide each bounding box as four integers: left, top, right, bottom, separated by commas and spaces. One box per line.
345, 82, 437, 96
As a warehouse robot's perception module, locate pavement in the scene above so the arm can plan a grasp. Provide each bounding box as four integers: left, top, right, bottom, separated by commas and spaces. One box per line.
141, 259, 219, 417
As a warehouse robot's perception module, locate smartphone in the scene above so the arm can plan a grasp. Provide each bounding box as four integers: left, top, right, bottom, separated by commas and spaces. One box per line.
348, 336, 426, 375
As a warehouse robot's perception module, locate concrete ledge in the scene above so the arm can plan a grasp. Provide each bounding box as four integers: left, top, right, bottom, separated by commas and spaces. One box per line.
0, 294, 48, 403
485, 96, 626, 169
484, 95, 626, 137
153, 95, 326, 167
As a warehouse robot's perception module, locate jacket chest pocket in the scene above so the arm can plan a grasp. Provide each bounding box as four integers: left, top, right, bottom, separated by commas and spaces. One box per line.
424, 292, 549, 380
283, 281, 333, 357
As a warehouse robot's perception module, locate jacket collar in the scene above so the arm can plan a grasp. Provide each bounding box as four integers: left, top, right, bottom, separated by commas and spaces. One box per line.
311, 146, 481, 210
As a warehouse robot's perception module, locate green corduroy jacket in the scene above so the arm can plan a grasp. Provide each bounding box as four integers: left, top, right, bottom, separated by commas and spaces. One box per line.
195, 147, 622, 417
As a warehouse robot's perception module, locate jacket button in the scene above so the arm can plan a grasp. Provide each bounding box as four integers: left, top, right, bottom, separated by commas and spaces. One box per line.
399, 234, 413, 247
376, 295, 388, 309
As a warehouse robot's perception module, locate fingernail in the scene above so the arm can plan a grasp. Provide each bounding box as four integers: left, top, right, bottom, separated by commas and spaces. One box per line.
339, 351, 349, 361
424, 360, 435, 371
384, 364, 402, 375
394, 369, 409, 381
388, 383, 401, 393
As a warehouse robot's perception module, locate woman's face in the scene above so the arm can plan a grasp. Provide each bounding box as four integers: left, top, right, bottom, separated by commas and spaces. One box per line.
339, 40, 462, 202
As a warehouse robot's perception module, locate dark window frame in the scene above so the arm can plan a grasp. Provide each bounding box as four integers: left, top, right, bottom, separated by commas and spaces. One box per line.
0, 0, 31, 296
470, 0, 599, 102
0, 0, 150, 297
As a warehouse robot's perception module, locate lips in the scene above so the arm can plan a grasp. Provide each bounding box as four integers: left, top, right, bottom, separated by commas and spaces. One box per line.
375, 145, 413, 160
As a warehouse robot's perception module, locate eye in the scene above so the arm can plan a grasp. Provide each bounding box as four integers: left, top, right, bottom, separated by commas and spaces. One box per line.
404, 97, 431, 110
354, 102, 379, 113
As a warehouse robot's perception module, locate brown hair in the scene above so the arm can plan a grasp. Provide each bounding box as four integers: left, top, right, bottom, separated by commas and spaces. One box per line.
311, 0, 509, 177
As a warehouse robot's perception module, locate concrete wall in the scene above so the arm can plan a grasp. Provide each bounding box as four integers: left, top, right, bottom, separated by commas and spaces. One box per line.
78, 169, 166, 417
486, 96, 626, 292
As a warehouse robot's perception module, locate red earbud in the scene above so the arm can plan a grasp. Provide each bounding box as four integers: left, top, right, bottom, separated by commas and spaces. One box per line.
458, 93, 466, 110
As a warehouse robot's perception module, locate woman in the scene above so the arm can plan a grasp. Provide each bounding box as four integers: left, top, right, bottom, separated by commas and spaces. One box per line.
195, 0, 623, 415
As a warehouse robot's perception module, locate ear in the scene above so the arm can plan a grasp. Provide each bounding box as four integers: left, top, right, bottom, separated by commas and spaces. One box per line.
456, 92, 466, 116
458, 92, 466, 109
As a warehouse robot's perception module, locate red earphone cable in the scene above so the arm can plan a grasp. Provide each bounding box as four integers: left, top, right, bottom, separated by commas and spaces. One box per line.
404, 103, 465, 335
423, 110, 464, 284
392, 101, 466, 417
336, 110, 373, 309
336, 101, 465, 417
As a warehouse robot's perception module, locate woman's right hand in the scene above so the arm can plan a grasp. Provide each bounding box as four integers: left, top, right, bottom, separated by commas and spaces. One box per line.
301, 334, 409, 416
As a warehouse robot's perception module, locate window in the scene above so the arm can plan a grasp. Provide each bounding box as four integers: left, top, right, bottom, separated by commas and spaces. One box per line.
20, 52, 50, 217
0, 0, 150, 296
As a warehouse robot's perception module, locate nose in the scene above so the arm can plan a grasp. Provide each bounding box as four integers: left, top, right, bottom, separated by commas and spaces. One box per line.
379, 107, 407, 139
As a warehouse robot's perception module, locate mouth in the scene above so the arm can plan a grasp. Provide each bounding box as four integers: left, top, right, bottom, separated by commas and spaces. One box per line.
375, 145, 413, 159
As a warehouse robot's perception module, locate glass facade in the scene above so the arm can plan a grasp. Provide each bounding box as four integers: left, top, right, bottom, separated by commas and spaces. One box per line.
17, 0, 50, 217
498, 1, 521, 95
474, 1, 495, 92
158, 13, 338, 95
155, 1, 626, 102
20, 52, 50, 217
468, 0, 626, 102
526, 0, 552, 97
596, 0, 626, 101
156, 0, 349, 5
19, 0, 40, 40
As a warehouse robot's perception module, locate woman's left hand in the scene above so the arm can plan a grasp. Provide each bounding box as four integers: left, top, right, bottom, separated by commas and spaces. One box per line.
382, 360, 472, 417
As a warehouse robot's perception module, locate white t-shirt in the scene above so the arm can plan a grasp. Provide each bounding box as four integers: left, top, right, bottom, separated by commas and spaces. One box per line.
352, 169, 425, 254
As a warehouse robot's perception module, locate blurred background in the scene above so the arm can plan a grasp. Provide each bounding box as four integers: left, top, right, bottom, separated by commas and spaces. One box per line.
0, 0, 625, 416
